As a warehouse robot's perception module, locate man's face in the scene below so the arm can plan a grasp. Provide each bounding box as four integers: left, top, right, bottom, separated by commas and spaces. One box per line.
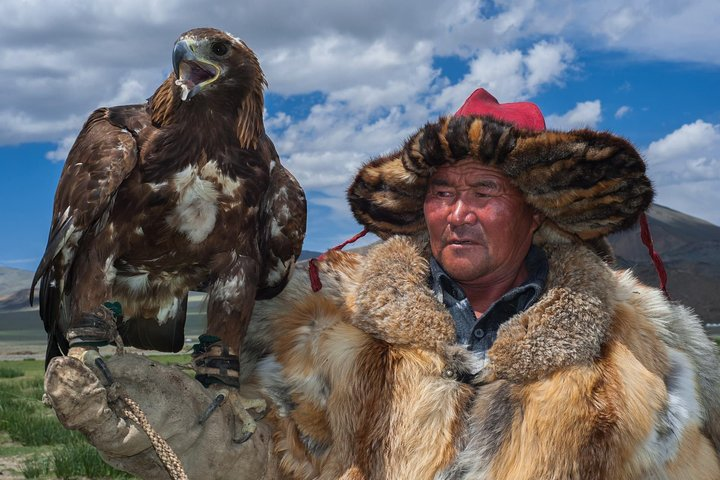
423, 160, 542, 285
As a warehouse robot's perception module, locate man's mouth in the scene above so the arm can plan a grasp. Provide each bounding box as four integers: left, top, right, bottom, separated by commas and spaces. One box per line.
447, 239, 477, 246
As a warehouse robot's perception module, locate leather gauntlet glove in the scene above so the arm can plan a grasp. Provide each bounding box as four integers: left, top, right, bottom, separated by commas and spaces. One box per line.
44, 354, 277, 480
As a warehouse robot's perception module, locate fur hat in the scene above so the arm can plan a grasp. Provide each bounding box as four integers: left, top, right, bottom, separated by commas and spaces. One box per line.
347, 89, 653, 242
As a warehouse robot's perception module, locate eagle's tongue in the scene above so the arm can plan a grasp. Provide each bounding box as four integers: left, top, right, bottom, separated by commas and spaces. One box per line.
175, 61, 216, 101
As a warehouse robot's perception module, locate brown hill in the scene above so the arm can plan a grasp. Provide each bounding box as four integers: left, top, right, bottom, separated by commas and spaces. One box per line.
608, 204, 720, 325
1, 207, 717, 327
0, 250, 323, 312
0, 267, 33, 299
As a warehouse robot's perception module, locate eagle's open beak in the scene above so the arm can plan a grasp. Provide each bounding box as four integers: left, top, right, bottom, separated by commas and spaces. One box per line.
172, 39, 220, 101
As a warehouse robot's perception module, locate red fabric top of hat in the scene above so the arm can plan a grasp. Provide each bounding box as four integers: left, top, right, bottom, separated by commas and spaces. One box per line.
454, 88, 545, 132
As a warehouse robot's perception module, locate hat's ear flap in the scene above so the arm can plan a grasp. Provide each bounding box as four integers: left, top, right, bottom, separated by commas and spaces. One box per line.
348, 152, 427, 239
507, 129, 654, 240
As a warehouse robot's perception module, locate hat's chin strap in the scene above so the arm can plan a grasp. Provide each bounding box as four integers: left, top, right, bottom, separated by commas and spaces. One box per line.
639, 213, 670, 299
307, 218, 669, 300
309, 228, 369, 292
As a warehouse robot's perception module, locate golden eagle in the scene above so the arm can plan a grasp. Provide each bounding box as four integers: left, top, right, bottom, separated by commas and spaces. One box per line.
31, 28, 306, 373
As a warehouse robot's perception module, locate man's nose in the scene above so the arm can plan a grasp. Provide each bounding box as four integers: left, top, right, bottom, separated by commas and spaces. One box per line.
448, 198, 477, 225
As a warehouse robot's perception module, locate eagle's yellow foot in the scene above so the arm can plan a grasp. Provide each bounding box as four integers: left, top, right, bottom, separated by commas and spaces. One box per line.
191, 337, 266, 442
66, 346, 117, 387
202, 387, 266, 443
227, 390, 266, 443
68, 345, 101, 364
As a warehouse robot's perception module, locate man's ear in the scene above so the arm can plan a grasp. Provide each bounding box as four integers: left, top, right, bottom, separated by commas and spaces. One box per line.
506, 129, 653, 240
531, 210, 544, 233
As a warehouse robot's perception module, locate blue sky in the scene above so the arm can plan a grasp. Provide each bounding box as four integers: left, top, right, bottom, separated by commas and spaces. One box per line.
1, 0, 719, 272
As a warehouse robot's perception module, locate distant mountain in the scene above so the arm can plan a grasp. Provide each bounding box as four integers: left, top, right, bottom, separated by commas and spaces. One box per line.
608, 204, 720, 323
0, 266, 33, 299
298, 250, 322, 261
0, 250, 322, 312
1, 208, 717, 325
609, 204, 720, 263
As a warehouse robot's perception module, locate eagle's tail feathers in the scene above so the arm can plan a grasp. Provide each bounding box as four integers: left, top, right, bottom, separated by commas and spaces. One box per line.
45, 331, 69, 369
39, 272, 69, 369
30, 217, 74, 306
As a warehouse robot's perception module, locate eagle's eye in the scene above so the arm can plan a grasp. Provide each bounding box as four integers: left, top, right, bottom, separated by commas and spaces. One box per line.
211, 42, 229, 57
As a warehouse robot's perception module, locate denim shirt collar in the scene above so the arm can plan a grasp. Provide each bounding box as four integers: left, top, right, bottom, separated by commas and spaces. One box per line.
429, 245, 548, 355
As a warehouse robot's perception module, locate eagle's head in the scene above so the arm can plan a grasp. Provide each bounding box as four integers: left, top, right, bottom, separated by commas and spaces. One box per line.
150, 28, 267, 147
172, 28, 265, 102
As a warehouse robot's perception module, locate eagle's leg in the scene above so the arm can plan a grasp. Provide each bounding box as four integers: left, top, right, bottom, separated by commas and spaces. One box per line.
67, 305, 122, 349
66, 251, 122, 359
193, 255, 265, 442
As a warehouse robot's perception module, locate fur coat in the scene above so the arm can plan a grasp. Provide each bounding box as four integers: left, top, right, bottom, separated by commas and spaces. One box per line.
237, 113, 720, 479
245, 232, 720, 480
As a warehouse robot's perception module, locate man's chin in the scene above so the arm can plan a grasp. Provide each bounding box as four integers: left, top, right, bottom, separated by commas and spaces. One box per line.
440, 243, 484, 260
437, 250, 488, 281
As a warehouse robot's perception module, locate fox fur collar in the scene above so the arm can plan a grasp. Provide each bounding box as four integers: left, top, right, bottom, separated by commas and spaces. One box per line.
252, 235, 720, 479
352, 235, 615, 383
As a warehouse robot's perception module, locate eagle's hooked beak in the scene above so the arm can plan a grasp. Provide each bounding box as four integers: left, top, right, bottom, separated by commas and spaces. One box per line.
172, 39, 221, 101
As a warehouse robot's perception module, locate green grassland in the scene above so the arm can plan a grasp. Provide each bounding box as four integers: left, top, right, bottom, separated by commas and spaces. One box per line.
0, 354, 190, 479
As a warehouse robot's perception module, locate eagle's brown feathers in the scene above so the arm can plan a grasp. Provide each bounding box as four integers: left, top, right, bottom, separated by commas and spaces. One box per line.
32, 28, 306, 365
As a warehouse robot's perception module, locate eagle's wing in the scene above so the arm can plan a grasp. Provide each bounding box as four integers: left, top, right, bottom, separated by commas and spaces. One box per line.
31, 106, 144, 349
256, 136, 307, 300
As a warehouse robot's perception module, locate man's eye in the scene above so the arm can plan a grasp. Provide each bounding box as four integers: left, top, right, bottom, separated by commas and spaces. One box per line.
473, 188, 499, 198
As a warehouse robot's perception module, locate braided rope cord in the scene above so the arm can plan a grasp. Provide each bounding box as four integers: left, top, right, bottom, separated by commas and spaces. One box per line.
118, 392, 189, 480
76, 312, 188, 479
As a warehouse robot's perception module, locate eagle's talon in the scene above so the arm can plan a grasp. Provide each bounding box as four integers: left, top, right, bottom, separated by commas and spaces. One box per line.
198, 393, 226, 425
67, 346, 117, 387
94, 357, 115, 386
234, 430, 254, 444
226, 390, 266, 444
241, 396, 267, 415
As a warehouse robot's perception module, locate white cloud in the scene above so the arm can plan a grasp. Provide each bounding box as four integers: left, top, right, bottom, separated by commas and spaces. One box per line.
0, 0, 479, 146
646, 120, 720, 184
653, 181, 720, 226
100, 72, 161, 106
499, 0, 720, 64
599, 6, 645, 42
45, 135, 78, 163
0, 110, 85, 146
645, 120, 720, 224
0, 0, 717, 150
431, 40, 576, 114
269, 38, 577, 192
615, 105, 631, 118
525, 41, 576, 92
546, 100, 602, 130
